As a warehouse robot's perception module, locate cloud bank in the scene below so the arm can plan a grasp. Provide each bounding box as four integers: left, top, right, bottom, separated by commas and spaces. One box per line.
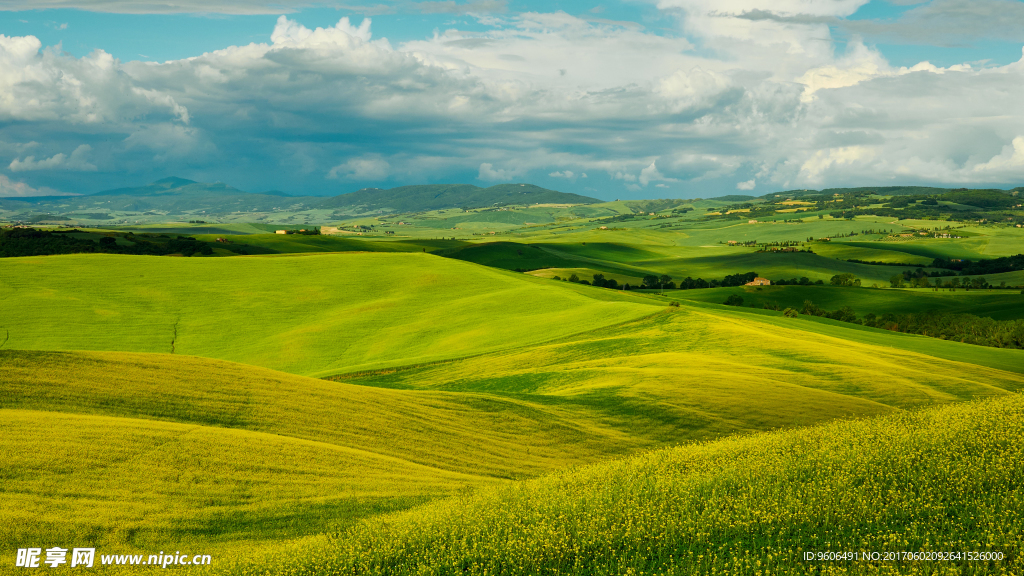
1, 1, 1023, 198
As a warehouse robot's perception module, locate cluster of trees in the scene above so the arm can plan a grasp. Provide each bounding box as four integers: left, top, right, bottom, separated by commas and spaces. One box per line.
931, 254, 1024, 276
792, 299, 1024, 349
557, 271, 772, 292
829, 273, 861, 287
0, 228, 215, 257
677, 272, 760, 290
845, 258, 923, 267
890, 272, 993, 289
557, 273, 626, 289
809, 231, 863, 241
761, 241, 803, 248
798, 300, 859, 322
772, 277, 824, 286
864, 311, 1024, 349
590, 273, 623, 289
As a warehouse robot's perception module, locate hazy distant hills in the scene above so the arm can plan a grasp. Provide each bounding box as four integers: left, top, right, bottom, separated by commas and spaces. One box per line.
321, 183, 601, 213
0, 179, 600, 221
2, 177, 1020, 224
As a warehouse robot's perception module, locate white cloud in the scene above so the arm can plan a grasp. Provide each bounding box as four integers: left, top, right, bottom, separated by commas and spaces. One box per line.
9, 144, 97, 172
328, 155, 390, 181
0, 34, 190, 126
0, 174, 64, 197
638, 161, 679, 187
797, 145, 878, 185
736, 179, 755, 190
478, 162, 520, 181
797, 39, 973, 102
123, 124, 212, 162
0, 8, 1022, 196
972, 136, 1024, 173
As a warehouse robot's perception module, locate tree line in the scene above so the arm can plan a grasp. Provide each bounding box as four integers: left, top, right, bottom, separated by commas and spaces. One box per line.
0, 228, 216, 257
931, 254, 1024, 276
793, 300, 1024, 349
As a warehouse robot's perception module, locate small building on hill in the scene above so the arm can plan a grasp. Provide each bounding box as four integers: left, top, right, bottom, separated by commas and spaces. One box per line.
745, 277, 771, 286
275, 230, 288, 235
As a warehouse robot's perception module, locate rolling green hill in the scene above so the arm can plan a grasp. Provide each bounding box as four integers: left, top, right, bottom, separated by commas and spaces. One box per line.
227, 393, 1024, 576
4, 239, 1024, 573
670, 284, 1024, 321
1, 348, 666, 556
342, 307, 1024, 442
5, 301, 1023, 567
0, 252, 658, 376
449, 240, 929, 285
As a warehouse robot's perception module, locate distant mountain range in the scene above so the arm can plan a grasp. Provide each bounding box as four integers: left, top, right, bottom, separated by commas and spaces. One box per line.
2, 178, 1019, 225
0, 178, 601, 222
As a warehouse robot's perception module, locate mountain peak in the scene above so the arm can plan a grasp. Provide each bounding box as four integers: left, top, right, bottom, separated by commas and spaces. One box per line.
153, 177, 197, 188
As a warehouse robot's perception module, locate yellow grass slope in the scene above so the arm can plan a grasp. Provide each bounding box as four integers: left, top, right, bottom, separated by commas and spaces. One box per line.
2, 409, 485, 552
343, 307, 1024, 442
0, 350, 645, 479
0, 349, 657, 556
239, 393, 1024, 576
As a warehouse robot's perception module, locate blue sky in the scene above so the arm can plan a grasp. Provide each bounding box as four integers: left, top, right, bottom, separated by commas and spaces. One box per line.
1, 0, 1023, 199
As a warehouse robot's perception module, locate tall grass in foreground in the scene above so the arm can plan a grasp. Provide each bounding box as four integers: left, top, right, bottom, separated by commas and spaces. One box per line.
227, 394, 1024, 576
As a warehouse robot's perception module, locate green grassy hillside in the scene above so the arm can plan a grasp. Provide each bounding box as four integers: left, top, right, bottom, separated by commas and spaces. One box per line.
0, 253, 657, 376
190, 234, 463, 255
342, 308, 1024, 441
229, 393, 1024, 576
442, 238, 938, 285
670, 284, 1024, 320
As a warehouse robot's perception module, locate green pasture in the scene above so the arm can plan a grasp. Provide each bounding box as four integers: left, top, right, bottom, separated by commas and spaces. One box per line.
840, 239, 985, 261
665, 298, 1024, 375
441, 239, 922, 284
670, 284, 1024, 320
810, 241, 933, 265
191, 233, 464, 255
0, 253, 658, 376
114, 223, 281, 235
